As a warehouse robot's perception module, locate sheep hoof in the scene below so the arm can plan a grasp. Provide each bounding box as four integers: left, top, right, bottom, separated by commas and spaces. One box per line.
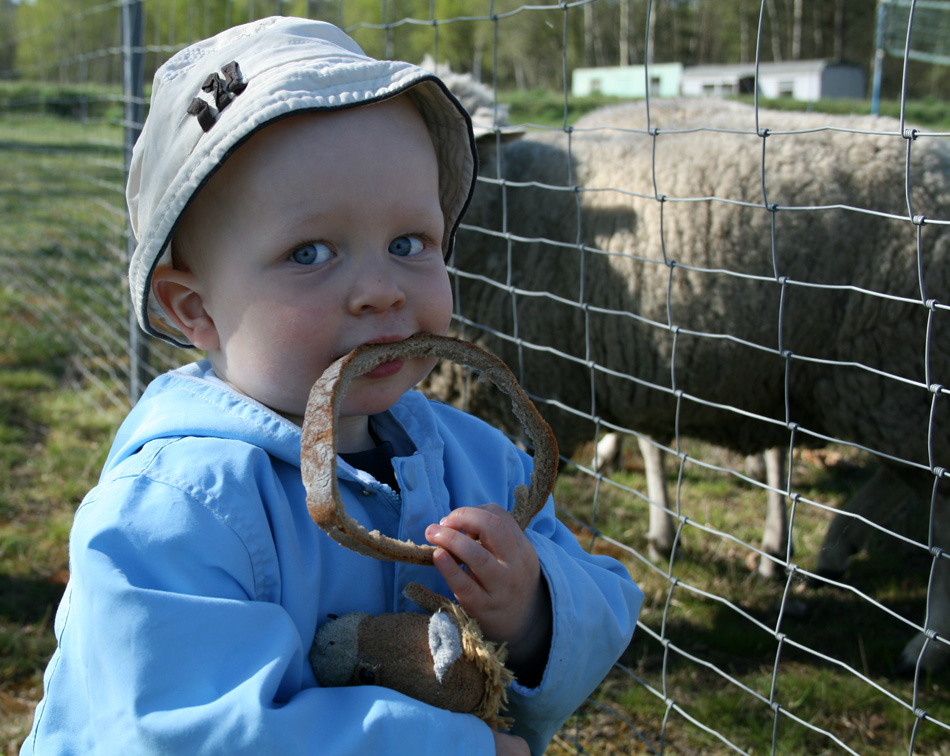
896, 631, 950, 676
755, 554, 781, 579
647, 538, 671, 564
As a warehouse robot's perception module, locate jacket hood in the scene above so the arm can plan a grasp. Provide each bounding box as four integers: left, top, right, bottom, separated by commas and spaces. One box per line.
104, 361, 303, 474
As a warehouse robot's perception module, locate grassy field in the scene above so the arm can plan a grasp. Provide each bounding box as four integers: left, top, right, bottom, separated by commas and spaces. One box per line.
0, 115, 129, 754
1, 105, 949, 755
550, 442, 950, 755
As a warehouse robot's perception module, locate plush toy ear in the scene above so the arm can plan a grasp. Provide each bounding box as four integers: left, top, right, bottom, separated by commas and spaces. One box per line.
428, 612, 463, 683
403, 583, 514, 730
403, 581, 455, 614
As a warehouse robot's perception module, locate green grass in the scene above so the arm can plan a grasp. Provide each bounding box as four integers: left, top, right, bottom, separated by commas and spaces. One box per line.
0, 115, 127, 754
741, 94, 950, 131
499, 88, 627, 128
550, 439, 950, 755
0, 311, 124, 753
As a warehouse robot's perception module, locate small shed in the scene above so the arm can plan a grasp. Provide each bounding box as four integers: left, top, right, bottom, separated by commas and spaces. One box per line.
681, 60, 866, 101
571, 59, 866, 102
571, 63, 684, 98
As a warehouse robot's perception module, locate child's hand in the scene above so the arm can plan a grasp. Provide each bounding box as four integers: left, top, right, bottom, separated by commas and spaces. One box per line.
493, 730, 530, 755
425, 504, 552, 675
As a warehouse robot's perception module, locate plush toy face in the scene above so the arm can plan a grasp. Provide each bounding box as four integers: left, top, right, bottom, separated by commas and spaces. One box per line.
312, 610, 488, 716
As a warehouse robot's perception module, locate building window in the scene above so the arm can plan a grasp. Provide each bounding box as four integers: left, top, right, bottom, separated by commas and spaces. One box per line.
703, 83, 716, 96
590, 78, 602, 93
650, 76, 661, 95
779, 80, 794, 98
721, 82, 734, 94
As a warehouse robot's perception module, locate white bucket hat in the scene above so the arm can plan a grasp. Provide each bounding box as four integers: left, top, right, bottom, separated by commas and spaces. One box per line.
127, 16, 477, 347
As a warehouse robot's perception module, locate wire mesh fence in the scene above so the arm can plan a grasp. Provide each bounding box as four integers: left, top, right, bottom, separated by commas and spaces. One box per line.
2, 1, 950, 754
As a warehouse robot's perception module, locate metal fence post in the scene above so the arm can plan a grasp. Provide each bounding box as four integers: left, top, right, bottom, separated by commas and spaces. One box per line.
122, 0, 148, 404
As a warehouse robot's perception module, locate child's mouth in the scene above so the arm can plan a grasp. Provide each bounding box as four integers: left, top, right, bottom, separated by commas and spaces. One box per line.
360, 360, 404, 379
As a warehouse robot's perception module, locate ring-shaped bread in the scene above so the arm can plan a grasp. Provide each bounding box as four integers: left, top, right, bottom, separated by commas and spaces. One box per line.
301, 334, 559, 565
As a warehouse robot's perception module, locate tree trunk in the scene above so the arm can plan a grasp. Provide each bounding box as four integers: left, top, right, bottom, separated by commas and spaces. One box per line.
834, 0, 845, 60
584, 1, 594, 67
619, 0, 630, 65
740, 0, 749, 63
765, 0, 783, 61
792, 0, 802, 59
647, 0, 656, 65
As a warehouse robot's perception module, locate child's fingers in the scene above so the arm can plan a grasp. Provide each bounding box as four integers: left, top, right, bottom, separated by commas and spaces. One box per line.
431, 545, 485, 604
427, 504, 543, 644
425, 521, 499, 580
435, 504, 521, 558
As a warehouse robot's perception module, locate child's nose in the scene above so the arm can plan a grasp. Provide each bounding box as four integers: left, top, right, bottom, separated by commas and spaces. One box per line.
347, 271, 407, 315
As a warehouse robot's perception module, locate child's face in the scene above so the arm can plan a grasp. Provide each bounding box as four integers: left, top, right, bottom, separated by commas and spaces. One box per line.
167, 97, 452, 427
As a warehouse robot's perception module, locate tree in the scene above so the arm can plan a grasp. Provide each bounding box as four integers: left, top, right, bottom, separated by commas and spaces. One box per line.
3, 0, 943, 102
13, 0, 121, 83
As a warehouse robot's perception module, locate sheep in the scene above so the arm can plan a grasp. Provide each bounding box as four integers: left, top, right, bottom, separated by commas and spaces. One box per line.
428, 97, 950, 673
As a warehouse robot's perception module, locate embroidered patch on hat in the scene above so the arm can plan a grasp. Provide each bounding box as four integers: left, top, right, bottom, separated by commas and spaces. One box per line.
187, 61, 247, 132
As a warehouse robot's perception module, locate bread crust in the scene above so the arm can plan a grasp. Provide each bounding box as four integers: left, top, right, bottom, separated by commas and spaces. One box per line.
301, 334, 559, 564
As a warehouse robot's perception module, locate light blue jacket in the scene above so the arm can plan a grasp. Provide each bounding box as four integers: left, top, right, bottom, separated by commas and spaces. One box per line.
23, 361, 642, 755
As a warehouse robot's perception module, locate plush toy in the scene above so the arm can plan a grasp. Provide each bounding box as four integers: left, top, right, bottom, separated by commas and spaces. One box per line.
301, 335, 559, 730
310, 582, 515, 729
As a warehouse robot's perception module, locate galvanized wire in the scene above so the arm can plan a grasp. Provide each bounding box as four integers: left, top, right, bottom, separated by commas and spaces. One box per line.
1, 1, 949, 755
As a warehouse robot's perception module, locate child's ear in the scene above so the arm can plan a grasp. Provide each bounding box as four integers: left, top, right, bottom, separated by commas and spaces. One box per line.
150, 268, 220, 351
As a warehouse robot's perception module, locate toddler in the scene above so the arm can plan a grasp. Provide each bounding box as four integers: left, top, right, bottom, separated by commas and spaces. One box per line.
21, 16, 642, 756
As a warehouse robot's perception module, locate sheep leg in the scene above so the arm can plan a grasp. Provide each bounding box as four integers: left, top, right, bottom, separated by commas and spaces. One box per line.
639, 437, 676, 562
897, 486, 950, 674
593, 432, 623, 475
816, 465, 950, 673
592, 433, 675, 561
757, 447, 790, 579
897, 531, 950, 673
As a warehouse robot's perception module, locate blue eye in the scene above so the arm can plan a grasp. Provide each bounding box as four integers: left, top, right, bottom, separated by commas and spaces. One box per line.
388, 235, 425, 257
291, 242, 332, 265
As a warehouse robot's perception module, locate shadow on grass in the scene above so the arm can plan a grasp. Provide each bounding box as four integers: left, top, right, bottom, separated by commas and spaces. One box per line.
637, 521, 938, 674
0, 575, 65, 625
